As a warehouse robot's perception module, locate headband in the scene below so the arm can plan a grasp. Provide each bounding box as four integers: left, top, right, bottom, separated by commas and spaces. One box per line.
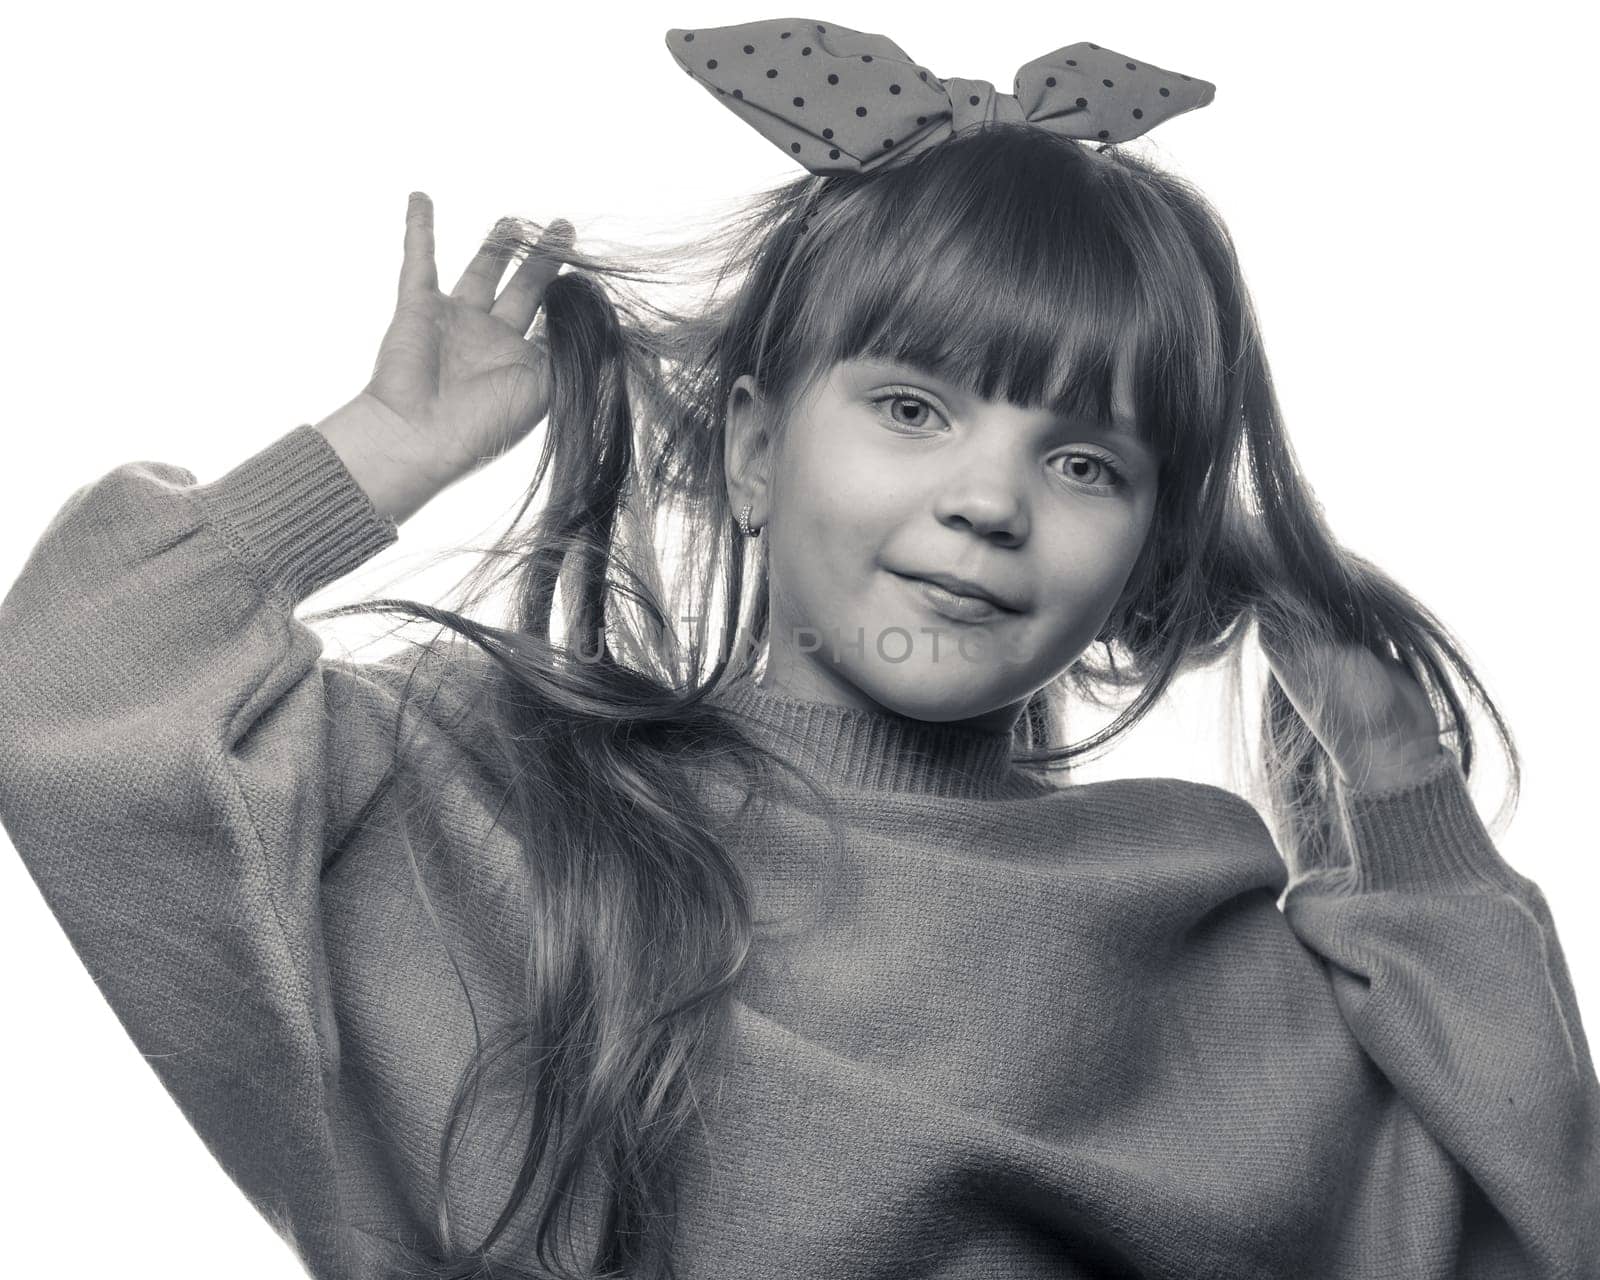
664, 18, 1216, 176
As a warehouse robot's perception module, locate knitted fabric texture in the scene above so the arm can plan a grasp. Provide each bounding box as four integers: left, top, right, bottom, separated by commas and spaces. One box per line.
1, 424, 1596, 1278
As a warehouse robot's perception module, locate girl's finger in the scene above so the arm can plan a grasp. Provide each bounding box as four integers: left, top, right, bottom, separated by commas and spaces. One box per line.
489, 220, 573, 336
399, 192, 438, 298
450, 218, 520, 310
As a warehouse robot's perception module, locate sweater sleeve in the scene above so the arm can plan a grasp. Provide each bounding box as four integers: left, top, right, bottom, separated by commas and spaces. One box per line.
0, 424, 454, 1279
1280, 751, 1600, 1278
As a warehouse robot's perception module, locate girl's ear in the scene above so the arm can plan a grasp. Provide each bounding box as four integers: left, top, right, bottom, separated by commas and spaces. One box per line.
725, 373, 774, 522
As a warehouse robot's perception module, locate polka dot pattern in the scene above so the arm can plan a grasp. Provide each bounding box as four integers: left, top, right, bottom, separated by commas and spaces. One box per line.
664, 20, 1215, 176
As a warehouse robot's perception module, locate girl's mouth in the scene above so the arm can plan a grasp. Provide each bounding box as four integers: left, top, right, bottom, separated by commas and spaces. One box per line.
895, 572, 1010, 624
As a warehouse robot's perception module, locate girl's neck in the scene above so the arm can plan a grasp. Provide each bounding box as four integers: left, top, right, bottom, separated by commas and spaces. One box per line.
705, 675, 1045, 801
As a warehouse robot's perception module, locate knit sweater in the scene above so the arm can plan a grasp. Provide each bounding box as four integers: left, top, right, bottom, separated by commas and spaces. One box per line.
1, 423, 1596, 1280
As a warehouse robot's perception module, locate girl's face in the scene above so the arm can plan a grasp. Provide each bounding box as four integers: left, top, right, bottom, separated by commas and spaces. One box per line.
726, 356, 1159, 733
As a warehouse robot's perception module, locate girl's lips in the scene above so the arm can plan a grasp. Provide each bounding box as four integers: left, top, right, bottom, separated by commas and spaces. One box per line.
896, 572, 1008, 623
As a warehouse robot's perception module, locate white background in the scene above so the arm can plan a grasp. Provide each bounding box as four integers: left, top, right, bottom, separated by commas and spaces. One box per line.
2, 2, 1594, 1274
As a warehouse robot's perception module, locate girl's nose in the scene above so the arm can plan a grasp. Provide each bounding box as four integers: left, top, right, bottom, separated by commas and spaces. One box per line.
932, 477, 1028, 546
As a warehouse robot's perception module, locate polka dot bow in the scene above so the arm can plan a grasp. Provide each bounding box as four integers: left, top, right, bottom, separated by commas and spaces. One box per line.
665, 19, 1216, 175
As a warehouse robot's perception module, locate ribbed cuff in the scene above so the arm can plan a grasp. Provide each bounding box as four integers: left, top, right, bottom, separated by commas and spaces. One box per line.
1338, 750, 1527, 896
187, 424, 400, 605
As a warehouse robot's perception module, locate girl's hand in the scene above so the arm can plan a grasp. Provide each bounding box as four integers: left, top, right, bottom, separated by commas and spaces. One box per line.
1256, 619, 1446, 793
361, 192, 573, 490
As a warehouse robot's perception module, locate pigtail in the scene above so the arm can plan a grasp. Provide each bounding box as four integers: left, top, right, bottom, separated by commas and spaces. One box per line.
1076, 159, 1519, 883
304, 208, 851, 1278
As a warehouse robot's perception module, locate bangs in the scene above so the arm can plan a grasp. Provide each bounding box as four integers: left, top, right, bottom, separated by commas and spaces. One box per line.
776, 128, 1227, 464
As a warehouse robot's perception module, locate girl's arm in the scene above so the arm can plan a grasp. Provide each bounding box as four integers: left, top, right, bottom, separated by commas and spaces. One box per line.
1280, 754, 1600, 1276
0, 195, 565, 1278
0, 424, 466, 1278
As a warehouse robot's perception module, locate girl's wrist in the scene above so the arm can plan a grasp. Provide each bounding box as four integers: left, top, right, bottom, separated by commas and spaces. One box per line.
1335, 738, 1448, 796
313, 392, 453, 526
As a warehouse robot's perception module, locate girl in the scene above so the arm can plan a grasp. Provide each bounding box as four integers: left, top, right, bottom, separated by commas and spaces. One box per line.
2, 16, 1595, 1280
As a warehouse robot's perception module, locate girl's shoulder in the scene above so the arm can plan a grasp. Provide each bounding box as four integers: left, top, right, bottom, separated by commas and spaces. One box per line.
1054, 772, 1281, 868
1063, 771, 1268, 825
320, 634, 503, 756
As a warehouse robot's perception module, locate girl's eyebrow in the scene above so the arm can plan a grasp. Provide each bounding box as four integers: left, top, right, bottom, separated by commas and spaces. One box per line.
855, 358, 1154, 458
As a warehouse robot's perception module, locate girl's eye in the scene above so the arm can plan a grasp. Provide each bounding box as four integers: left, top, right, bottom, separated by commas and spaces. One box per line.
870, 389, 1128, 491
1053, 450, 1127, 490
873, 390, 938, 430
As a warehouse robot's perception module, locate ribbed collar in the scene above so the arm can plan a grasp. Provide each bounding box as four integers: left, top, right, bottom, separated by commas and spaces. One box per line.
704, 677, 1037, 801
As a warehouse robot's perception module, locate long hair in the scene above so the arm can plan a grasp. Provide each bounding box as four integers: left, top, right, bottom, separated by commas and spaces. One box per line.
305, 122, 1519, 1277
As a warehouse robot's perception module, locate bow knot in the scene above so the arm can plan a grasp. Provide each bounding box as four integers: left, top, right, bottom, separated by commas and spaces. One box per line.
944, 78, 1026, 133
665, 19, 1215, 175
